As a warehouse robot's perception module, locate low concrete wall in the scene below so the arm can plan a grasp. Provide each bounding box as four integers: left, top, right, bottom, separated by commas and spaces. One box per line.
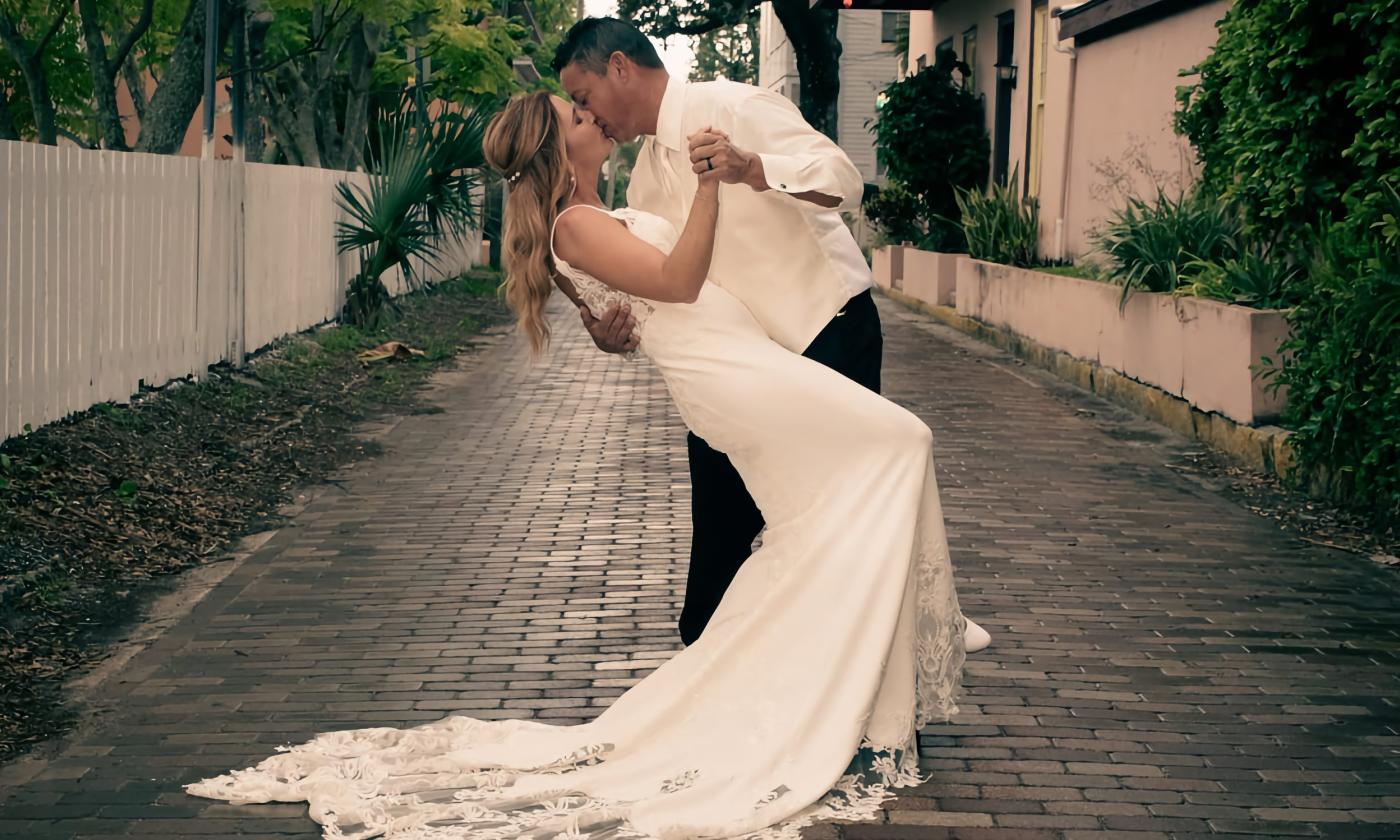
881, 286, 1296, 480
952, 257, 1289, 425
903, 249, 959, 307
871, 245, 905, 290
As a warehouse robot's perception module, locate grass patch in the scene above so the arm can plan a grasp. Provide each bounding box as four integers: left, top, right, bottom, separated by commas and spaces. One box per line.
1033, 263, 1100, 280
0, 269, 508, 762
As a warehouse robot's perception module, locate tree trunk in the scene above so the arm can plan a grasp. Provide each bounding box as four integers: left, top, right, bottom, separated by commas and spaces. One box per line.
244, 3, 273, 163
122, 53, 148, 124
0, 85, 19, 140
136, 0, 236, 154
336, 19, 382, 171
309, 2, 340, 166
770, 0, 841, 140
0, 7, 70, 146
275, 61, 322, 167
77, 0, 129, 150
256, 74, 304, 164
18, 56, 57, 145
77, 0, 154, 151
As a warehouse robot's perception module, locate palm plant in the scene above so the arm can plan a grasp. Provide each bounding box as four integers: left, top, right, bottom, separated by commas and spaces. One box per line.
334, 92, 490, 328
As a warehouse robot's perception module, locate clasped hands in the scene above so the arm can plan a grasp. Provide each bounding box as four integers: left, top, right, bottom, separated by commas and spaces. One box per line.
579, 127, 756, 355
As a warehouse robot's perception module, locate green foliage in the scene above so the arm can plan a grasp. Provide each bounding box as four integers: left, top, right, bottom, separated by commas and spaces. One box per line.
0, 4, 95, 143
689, 8, 758, 84
1035, 264, 1098, 280
862, 181, 925, 246
603, 139, 640, 210
335, 97, 487, 327
1178, 243, 1301, 309
869, 55, 989, 247
1093, 187, 1240, 307
1271, 220, 1400, 525
952, 171, 1039, 268
1176, 0, 1400, 251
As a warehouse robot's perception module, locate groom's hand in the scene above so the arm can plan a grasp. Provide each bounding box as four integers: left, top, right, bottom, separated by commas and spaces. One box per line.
688, 128, 762, 191
688, 127, 843, 209
580, 302, 639, 354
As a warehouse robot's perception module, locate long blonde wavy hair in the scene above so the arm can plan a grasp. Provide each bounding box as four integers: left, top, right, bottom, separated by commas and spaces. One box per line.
483, 92, 574, 357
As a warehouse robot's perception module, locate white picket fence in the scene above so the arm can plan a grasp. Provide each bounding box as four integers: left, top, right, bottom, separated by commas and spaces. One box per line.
0, 140, 479, 442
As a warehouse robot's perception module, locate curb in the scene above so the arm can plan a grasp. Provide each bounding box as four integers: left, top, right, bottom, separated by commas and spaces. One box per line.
878, 286, 1296, 480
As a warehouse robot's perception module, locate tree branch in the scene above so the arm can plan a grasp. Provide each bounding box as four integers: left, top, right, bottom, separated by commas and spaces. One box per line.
618, 1, 760, 38
122, 52, 148, 121
232, 1, 354, 80
0, 13, 35, 63
0, 84, 18, 140
56, 126, 98, 148
111, 0, 156, 78
34, 0, 71, 57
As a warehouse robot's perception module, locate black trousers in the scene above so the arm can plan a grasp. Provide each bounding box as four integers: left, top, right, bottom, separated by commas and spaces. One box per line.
677, 289, 884, 646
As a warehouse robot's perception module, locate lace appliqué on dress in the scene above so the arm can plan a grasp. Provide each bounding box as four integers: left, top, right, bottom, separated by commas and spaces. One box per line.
551, 206, 662, 363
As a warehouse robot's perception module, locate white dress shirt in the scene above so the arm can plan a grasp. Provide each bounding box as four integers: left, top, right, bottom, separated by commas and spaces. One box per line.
628, 77, 874, 355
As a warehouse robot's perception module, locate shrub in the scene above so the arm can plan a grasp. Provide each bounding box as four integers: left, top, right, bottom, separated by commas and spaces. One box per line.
335, 97, 487, 327
862, 180, 925, 246
952, 171, 1039, 268
1270, 219, 1400, 526
1092, 187, 1240, 308
1178, 244, 1301, 309
870, 53, 989, 245
1176, 0, 1400, 252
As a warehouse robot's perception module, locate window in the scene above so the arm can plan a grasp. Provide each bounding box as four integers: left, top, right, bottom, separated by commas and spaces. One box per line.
873, 10, 907, 43
1026, 2, 1049, 198
880, 11, 906, 44
962, 26, 978, 92
935, 37, 955, 67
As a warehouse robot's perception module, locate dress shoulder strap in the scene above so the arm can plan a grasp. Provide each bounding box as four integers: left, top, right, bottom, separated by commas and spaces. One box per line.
549, 204, 614, 269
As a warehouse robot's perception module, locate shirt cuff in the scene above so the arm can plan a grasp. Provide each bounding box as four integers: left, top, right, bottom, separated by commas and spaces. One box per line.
757, 153, 809, 194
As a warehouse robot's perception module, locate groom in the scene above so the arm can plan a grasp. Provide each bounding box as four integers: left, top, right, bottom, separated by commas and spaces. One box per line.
553, 18, 990, 653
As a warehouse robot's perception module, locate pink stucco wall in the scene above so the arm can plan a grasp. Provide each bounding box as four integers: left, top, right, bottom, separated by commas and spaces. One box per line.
953, 257, 1288, 424
1062, 1, 1231, 260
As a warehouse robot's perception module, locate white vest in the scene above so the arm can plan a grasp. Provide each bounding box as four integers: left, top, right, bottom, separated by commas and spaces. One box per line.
628, 78, 873, 354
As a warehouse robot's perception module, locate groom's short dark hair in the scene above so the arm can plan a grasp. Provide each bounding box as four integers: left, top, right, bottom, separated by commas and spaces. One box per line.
552, 17, 664, 75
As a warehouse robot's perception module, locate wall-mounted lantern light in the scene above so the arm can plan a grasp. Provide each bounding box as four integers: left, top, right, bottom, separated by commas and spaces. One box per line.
994, 59, 1017, 86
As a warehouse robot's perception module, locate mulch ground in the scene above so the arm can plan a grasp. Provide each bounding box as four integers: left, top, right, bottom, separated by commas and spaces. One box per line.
0, 271, 511, 761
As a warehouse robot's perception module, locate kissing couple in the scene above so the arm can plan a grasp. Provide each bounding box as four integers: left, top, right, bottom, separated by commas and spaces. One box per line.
187, 16, 991, 839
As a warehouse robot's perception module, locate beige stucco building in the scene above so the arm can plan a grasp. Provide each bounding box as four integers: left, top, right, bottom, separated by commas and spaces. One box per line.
758, 4, 908, 184
908, 0, 1229, 260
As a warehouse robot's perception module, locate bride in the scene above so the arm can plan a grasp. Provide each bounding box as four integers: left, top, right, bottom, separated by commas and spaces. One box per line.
184, 92, 970, 839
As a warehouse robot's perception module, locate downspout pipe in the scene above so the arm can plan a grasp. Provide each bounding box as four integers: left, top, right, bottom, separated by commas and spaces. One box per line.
1051, 4, 1083, 262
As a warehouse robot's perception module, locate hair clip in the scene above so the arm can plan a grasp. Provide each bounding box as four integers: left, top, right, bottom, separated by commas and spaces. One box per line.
505, 129, 550, 186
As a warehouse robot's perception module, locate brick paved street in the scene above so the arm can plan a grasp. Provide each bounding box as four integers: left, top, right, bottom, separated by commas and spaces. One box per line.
2, 294, 1399, 839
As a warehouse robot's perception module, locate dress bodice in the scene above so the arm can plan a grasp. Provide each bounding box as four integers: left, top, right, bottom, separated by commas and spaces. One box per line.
550, 206, 680, 338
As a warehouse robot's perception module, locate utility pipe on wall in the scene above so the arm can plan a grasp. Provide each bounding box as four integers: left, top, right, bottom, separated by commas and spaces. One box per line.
1051, 4, 1083, 262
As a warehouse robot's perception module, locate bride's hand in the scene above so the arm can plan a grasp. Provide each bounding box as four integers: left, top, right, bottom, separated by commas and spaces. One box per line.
688, 128, 729, 189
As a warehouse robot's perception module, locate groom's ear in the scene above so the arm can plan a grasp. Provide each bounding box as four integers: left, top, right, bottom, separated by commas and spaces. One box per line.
608, 51, 630, 81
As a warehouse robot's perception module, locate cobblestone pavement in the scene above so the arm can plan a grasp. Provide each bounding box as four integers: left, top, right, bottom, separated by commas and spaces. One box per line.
2, 294, 1399, 840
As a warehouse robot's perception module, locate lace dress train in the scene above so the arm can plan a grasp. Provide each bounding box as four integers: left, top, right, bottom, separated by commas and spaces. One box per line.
185, 207, 967, 839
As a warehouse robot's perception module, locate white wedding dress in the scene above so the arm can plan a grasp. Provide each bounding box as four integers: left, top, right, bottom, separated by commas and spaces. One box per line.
186, 206, 968, 839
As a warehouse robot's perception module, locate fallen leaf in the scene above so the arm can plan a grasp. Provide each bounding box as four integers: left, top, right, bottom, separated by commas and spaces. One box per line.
356, 341, 427, 363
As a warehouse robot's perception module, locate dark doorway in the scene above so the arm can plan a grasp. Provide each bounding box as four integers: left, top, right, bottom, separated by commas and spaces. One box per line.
992, 10, 1016, 187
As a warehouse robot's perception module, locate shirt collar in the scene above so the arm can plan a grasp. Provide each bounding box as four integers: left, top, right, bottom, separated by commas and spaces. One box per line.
652, 76, 686, 152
